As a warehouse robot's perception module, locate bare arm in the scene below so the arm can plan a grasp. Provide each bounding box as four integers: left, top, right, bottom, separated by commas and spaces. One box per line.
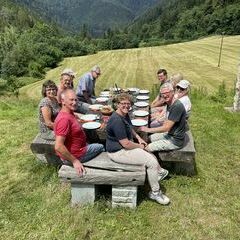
119, 138, 145, 150
151, 96, 166, 108
140, 119, 175, 134
132, 129, 147, 146
55, 135, 85, 175
41, 106, 54, 129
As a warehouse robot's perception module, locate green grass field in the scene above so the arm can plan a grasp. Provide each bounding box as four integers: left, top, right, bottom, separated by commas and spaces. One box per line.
1, 36, 240, 239
21, 35, 240, 100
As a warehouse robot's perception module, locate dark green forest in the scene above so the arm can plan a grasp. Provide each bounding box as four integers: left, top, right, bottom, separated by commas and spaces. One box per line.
12, 0, 159, 36
0, 0, 239, 92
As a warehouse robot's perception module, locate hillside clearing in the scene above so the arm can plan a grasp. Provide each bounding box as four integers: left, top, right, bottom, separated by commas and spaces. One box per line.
21, 35, 240, 100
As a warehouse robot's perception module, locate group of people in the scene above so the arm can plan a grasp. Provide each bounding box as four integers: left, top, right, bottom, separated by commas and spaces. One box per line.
37, 66, 192, 205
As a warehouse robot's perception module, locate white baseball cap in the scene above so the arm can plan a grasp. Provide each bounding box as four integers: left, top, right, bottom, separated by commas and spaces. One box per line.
61, 68, 76, 77
176, 80, 190, 89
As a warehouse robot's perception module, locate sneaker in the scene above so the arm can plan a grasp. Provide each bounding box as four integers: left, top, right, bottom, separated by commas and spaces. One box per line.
149, 191, 170, 205
158, 168, 169, 181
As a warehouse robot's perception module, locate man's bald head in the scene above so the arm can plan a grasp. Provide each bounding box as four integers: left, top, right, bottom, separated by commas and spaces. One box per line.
61, 89, 77, 112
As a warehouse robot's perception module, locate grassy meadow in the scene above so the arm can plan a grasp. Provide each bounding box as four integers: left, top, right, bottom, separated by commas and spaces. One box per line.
1, 35, 240, 239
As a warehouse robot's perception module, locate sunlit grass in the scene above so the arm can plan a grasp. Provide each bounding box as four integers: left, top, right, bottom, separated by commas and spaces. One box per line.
20, 35, 240, 100
1, 36, 240, 239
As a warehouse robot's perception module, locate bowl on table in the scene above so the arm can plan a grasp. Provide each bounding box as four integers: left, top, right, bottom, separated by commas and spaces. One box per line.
134, 101, 149, 108
133, 110, 149, 117
136, 95, 149, 101
80, 114, 97, 122
131, 119, 148, 127
139, 89, 150, 94
100, 106, 114, 116
89, 104, 103, 111
96, 97, 109, 104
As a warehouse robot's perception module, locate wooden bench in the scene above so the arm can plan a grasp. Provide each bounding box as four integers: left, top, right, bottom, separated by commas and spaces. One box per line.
59, 152, 146, 208
158, 130, 197, 176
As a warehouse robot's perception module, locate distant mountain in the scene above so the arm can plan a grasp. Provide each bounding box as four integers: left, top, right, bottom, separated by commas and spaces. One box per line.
12, 0, 160, 35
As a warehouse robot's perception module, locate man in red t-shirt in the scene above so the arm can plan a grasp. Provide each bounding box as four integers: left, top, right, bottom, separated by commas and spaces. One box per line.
54, 89, 104, 175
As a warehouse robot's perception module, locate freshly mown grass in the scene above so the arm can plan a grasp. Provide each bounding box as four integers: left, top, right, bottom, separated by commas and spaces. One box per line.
0, 89, 240, 239
2, 35, 240, 239
20, 35, 240, 100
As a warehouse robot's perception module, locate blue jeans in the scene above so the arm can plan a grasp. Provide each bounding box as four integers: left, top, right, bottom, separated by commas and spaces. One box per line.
81, 143, 105, 162
62, 143, 105, 166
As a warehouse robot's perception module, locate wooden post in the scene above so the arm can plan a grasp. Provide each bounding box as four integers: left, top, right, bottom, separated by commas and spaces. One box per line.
233, 64, 240, 111
218, 33, 224, 67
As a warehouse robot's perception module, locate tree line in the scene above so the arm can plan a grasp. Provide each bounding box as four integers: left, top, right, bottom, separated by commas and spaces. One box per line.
0, 0, 239, 92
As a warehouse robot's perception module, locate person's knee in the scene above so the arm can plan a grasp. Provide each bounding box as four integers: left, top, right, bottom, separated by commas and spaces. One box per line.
94, 143, 105, 152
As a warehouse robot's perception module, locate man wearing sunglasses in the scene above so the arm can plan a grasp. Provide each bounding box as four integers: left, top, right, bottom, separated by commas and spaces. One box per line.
175, 80, 191, 118
76, 65, 101, 104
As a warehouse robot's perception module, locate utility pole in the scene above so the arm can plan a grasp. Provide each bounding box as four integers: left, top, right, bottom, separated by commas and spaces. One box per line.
217, 32, 225, 67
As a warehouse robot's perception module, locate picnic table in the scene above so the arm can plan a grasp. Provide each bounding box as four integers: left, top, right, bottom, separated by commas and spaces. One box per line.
77, 88, 151, 143
31, 87, 196, 207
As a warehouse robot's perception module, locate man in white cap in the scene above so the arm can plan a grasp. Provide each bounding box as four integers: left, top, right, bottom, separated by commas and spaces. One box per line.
76, 65, 101, 104
175, 80, 191, 117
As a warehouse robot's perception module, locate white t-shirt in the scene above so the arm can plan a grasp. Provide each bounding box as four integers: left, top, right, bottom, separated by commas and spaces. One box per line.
179, 95, 191, 116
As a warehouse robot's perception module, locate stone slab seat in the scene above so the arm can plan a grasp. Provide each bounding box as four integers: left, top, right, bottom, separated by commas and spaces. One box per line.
58, 152, 146, 208
158, 130, 197, 176
30, 133, 61, 165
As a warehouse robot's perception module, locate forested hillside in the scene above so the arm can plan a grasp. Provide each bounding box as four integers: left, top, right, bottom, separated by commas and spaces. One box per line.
12, 0, 159, 35
0, 0, 97, 87
127, 0, 240, 45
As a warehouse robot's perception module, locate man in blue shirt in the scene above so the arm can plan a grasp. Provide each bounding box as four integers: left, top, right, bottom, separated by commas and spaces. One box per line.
76, 65, 101, 104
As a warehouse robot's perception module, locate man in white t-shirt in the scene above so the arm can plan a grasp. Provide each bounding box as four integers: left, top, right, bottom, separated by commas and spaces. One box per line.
175, 80, 191, 118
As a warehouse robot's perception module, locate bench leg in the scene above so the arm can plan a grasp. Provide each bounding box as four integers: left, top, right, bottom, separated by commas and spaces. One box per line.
71, 183, 95, 206
112, 186, 138, 208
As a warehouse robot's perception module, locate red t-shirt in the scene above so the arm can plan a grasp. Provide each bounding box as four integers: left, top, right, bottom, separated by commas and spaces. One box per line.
54, 111, 87, 159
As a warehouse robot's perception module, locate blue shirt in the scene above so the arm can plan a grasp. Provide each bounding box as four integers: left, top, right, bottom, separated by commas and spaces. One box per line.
76, 72, 96, 97
106, 112, 133, 153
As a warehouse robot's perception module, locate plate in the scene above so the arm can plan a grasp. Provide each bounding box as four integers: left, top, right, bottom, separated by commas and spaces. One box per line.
139, 89, 150, 94
89, 104, 103, 111
100, 91, 110, 96
96, 97, 109, 103
80, 114, 97, 121
112, 87, 121, 92
136, 95, 149, 101
128, 87, 139, 92
133, 110, 149, 117
134, 101, 149, 108
82, 122, 101, 130
131, 119, 148, 127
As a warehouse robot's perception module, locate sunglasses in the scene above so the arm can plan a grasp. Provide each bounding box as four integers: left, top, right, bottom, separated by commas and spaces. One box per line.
176, 86, 185, 91
95, 71, 101, 76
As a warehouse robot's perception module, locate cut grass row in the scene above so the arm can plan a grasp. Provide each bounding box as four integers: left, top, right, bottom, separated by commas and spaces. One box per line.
20, 35, 240, 100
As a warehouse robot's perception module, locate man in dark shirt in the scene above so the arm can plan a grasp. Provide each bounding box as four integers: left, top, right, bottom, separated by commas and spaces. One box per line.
141, 82, 186, 151
151, 68, 170, 108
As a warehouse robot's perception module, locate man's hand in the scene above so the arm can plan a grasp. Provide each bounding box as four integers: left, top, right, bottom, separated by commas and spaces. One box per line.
72, 159, 86, 176
139, 126, 150, 132
138, 138, 147, 147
